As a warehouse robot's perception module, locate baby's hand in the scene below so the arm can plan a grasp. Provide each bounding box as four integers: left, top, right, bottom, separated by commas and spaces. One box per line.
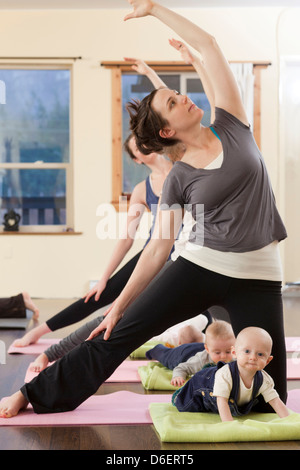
171, 376, 185, 387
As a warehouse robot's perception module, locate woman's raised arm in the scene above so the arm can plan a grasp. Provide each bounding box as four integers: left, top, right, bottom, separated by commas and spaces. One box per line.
168, 38, 216, 123
124, 56, 167, 89
124, 0, 248, 125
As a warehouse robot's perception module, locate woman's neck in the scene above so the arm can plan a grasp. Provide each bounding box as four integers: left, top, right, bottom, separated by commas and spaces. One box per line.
180, 125, 222, 168
148, 154, 173, 176
148, 155, 173, 196
184, 125, 214, 152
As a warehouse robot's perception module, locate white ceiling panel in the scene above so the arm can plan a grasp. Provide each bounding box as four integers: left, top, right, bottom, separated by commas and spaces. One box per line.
0, 0, 298, 9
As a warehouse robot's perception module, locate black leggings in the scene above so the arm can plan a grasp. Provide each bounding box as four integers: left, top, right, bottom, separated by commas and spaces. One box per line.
46, 251, 212, 333
21, 257, 286, 414
0, 294, 25, 319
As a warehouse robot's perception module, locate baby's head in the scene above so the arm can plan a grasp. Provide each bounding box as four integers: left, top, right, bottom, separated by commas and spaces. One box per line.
178, 324, 204, 345
232, 327, 273, 372
204, 320, 235, 364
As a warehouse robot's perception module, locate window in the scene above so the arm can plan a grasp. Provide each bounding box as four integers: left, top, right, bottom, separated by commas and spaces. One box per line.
103, 61, 270, 210
0, 66, 72, 231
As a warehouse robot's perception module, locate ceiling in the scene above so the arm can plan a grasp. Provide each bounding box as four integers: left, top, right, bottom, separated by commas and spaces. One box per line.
0, 0, 298, 9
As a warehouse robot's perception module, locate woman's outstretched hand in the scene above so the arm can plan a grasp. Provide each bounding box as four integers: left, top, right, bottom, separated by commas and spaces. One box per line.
124, 57, 150, 75
124, 0, 154, 21
86, 301, 123, 341
83, 279, 107, 303
168, 38, 195, 65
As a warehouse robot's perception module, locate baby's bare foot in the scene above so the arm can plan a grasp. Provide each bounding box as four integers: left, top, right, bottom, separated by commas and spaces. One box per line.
30, 353, 49, 373
0, 391, 29, 418
22, 292, 39, 320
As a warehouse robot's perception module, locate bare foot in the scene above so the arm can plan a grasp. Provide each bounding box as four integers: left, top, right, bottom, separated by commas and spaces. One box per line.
30, 353, 49, 373
14, 322, 51, 347
0, 391, 29, 418
22, 292, 39, 320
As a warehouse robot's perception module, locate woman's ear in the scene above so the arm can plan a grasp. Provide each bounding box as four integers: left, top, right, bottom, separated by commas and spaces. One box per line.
159, 128, 176, 139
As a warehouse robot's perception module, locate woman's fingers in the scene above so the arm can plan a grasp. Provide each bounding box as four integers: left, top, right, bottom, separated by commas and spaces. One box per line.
124, 0, 153, 21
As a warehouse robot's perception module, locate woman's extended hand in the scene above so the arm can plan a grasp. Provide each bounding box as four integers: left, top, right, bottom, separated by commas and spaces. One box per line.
124, 0, 154, 21
168, 38, 195, 65
124, 57, 150, 75
86, 301, 123, 341
83, 279, 107, 303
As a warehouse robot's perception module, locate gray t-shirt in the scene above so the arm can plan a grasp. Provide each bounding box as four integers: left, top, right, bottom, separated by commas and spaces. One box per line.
172, 350, 212, 380
160, 108, 287, 253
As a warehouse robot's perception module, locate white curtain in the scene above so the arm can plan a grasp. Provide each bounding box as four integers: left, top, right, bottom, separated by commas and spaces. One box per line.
0, 79, 5, 104
230, 63, 254, 129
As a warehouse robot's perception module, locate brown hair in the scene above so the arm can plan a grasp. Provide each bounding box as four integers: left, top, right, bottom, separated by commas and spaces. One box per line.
126, 88, 180, 156
164, 142, 186, 162
123, 133, 136, 161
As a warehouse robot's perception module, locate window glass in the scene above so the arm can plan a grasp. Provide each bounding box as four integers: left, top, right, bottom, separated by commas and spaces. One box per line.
0, 168, 66, 225
0, 69, 70, 164
0, 68, 70, 227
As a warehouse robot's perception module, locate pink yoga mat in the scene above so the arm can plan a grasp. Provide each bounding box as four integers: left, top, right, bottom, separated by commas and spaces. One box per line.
285, 337, 300, 352
11, 337, 300, 354
0, 390, 298, 426
0, 391, 171, 426
24, 360, 149, 383
8, 339, 60, 355
287, 389, 300, 413
287, 357, 300, 380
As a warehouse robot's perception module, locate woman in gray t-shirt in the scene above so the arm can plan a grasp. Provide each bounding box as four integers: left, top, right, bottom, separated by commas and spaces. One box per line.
0, 1, 287, 418
121, 1, 287, 410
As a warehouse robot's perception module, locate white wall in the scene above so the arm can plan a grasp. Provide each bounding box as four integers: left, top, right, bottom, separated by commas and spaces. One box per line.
0, 6, 298, 297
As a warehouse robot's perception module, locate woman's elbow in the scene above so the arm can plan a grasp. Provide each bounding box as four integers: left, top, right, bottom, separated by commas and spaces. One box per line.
197, 34, 219, 56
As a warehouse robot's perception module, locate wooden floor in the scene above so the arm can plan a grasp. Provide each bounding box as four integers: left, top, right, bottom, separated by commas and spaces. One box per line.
0, 294, 300, 452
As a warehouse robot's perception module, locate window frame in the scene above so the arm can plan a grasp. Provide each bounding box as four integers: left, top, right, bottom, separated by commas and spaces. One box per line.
102, 60, 270, 211
0, 61, 74, 233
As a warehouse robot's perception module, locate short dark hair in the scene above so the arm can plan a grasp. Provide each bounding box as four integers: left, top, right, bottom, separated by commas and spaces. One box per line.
126, 88, 180, 155
123, 133, 136, 161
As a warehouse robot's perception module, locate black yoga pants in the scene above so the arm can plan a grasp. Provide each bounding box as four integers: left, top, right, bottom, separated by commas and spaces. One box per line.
46, 251, 212, 333
21, 256, 286, 414
0, 294, 25, 319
